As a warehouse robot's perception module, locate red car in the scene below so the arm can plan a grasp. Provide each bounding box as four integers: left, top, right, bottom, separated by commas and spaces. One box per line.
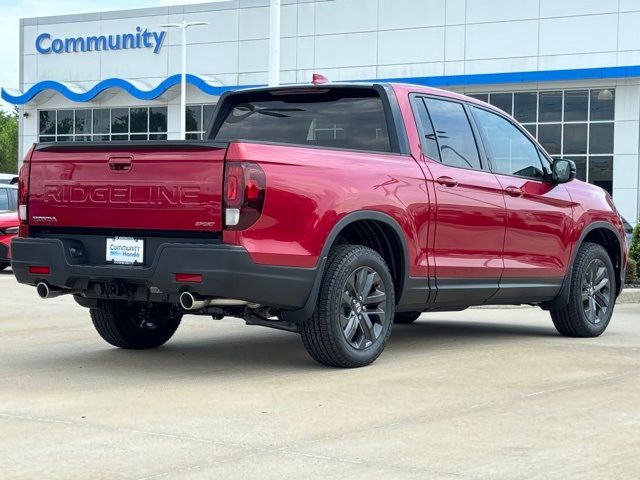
11, 83, 627, 367
0, 210, 18, 271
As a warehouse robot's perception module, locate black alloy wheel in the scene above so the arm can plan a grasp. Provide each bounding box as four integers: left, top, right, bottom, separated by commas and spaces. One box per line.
581, 258, 611, 326
340, 266, 388, 350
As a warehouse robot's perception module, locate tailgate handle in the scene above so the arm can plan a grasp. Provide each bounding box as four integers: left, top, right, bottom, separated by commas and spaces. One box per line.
108, 156, 132, 172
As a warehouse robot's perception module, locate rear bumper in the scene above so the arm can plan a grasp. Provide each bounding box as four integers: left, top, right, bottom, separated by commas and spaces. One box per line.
11, 237, 316, 310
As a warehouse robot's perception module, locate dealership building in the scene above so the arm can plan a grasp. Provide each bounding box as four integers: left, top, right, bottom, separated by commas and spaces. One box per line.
3, 0, 640, 225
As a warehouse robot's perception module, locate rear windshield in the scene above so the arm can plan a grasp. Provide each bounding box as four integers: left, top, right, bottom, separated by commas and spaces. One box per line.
212, 88, 391, 153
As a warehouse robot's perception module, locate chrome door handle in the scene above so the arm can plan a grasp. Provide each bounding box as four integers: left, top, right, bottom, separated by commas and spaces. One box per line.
505, 186, 523, 197
436, 176, 458, 187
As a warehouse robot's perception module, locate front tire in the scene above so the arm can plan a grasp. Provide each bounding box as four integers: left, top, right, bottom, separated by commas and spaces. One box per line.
550, 242, 616, 337
90, 300, 182, 349
300, 245, 395, 368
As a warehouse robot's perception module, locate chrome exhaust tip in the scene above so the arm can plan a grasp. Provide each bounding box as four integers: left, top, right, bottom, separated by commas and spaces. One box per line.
36, 282, 49, 299
179, 291, 211, 311
179, 292, 249, 310
36, 282, 64, 299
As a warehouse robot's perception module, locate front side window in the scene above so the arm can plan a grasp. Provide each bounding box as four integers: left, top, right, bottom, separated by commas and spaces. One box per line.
423, 98, 482, 170
472, 107, 545, 180
467, 88, 615, 194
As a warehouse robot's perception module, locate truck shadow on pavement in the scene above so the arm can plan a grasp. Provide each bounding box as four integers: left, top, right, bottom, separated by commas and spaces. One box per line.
387, 319, 558, 352
31, 318, 559, 377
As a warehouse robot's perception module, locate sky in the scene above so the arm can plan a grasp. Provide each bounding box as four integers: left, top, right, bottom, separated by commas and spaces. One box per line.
0, 0, 219, 111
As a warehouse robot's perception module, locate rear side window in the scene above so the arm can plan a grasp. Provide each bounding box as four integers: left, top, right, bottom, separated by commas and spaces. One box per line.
411, 97, 441, 161
423, 98, 482, 170
213, 89, 391, 153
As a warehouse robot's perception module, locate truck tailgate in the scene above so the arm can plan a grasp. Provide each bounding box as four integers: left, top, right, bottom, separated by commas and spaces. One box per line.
27, 142, 227, 232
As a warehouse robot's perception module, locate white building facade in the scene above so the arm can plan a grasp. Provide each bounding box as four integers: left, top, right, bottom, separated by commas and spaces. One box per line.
4, 0, 640, 224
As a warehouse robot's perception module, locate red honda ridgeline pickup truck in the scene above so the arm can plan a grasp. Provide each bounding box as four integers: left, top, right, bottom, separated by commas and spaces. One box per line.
12, 83, 627, 368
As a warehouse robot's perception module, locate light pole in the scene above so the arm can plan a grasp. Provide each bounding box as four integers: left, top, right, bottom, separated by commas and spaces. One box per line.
269, 0, 281, 86
161, 20, 209, 140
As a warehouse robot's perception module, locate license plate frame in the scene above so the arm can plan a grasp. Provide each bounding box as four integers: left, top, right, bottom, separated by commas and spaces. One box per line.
106, 237, 145, 266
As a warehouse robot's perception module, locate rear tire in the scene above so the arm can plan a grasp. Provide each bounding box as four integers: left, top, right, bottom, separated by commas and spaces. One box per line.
550, 242, 616, 337
90, 300, 182, 349
300, 245, 395, 368
394, 311, 421, 324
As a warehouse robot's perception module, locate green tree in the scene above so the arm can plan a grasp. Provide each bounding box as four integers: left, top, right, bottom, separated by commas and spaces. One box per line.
630, 223, 640, 276
0, 108, 19, 174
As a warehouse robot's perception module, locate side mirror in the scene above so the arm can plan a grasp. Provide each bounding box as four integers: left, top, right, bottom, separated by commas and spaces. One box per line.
551, 158, 576, 184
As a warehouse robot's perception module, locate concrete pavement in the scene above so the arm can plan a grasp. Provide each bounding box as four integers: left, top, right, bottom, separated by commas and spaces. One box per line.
1, 269, 639, 479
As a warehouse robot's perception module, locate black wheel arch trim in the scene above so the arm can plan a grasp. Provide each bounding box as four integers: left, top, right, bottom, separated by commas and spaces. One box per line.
541, 221, 624, 311
280, 210, 413, 323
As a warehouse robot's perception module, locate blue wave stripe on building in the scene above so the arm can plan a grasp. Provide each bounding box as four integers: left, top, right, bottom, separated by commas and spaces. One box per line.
0, 74, 248, 104
3, 65, 640, 105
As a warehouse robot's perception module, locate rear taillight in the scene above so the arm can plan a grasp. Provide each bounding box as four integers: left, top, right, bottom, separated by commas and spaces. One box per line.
223, 162, 266, 230
18, 160, 30, 237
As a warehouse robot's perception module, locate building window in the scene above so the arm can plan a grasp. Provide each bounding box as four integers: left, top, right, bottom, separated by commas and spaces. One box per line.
186, 104, 217, 140
38, 107, 168, 142
469, 88, 615, 194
